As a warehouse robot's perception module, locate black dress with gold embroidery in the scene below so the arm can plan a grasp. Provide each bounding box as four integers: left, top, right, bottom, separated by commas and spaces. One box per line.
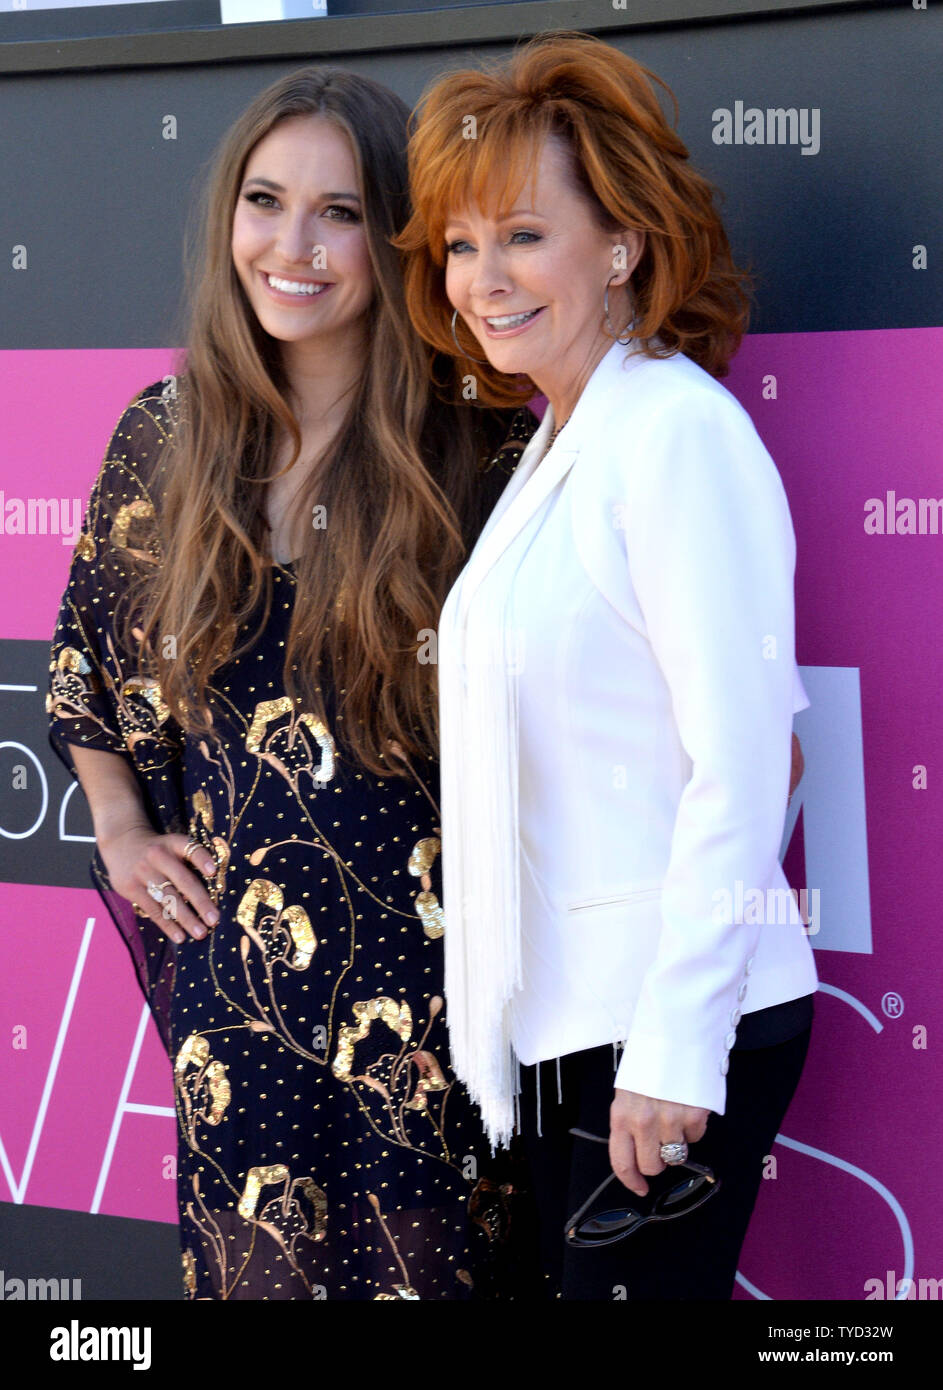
46, 382, 537, 1300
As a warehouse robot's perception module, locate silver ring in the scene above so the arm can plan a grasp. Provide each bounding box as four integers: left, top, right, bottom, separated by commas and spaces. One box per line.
183, 840, 202, 863
659, 1141, 689, 1165
146, 879, 173, 903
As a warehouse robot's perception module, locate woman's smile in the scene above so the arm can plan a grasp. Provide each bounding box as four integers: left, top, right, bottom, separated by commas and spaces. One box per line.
260, 270, 335, 304
480, 305, 546, 336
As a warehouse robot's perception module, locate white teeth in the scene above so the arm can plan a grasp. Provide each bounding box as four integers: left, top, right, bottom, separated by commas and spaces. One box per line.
485, 308, 540, 329
266, 274, 327, 296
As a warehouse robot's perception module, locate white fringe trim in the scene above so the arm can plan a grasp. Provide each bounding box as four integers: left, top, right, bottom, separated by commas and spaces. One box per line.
439, 566, 522, 1151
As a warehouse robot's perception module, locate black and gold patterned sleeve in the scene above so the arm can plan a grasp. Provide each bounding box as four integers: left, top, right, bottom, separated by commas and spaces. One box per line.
46, 379, 184, 1056
46, 381, 178, 778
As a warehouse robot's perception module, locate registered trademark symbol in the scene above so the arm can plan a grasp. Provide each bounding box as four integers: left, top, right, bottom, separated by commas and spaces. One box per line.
881, 991, 904, 1018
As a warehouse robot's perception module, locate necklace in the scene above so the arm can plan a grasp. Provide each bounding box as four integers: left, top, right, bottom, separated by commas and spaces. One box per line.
541, 410, 572, 459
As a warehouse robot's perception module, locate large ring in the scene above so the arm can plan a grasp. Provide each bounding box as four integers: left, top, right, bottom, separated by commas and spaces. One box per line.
183, 840, 202, 863
659, 1141, 689, 1165
146, 879, 173, 903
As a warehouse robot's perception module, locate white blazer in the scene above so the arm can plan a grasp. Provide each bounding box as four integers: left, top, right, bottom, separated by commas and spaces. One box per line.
451, 336, 817, 1115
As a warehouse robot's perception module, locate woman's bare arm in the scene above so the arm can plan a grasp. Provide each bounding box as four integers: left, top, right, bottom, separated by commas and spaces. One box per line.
68, 742, 152, 846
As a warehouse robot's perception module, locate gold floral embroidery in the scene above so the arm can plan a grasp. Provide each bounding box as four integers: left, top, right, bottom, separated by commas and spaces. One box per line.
75, 530, 95, 561
184, 1165, 327, 1300
333, 997, 413, 1080
120, 676, 170, 727
182, 1249, 197, 1298
48, 644, 95, 691
111, 497, 157, 561
332, 997, 451, 1150
175, 1034, 231, 1134
48, 627, 178, 759
408, 835, 444, 939
238, 1164, 327, 1244
236, 879, 317, 971
245, 697, 335, 788
403, 1047, 449, 1112
189, 788, 230, 902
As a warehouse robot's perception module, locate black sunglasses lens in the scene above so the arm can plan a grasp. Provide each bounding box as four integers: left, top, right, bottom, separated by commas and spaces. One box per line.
652, 1173, 711, 1215
575, 1206, 644, 1240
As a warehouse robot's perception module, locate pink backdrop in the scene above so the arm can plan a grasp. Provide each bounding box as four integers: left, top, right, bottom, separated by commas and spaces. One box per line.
2, 333, 941, 1296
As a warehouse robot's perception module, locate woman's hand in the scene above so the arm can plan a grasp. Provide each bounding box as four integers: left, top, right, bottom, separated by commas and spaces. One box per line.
609, 1087, 710, 1198
98, 825, 220, 945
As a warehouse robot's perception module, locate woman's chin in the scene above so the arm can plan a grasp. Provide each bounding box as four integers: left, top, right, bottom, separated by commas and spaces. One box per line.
480, 341, 540, 377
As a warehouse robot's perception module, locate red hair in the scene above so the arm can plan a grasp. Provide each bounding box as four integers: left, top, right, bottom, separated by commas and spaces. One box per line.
395, 30, 754, 404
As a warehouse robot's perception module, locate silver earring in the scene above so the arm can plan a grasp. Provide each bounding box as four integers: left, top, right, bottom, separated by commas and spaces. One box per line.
604, 281, 636, 345
450, 308, 488, 364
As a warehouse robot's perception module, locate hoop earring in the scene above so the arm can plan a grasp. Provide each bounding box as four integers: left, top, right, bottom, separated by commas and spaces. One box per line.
450, 308, 488, 364
603, 281, 636, 345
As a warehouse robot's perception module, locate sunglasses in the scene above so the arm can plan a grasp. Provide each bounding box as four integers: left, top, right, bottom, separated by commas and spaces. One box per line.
563, 1128, 721, 1248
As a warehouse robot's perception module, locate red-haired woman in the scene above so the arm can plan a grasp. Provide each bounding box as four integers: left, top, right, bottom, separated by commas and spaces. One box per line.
396, 31, 816, 1299
47, 67, 535, 1300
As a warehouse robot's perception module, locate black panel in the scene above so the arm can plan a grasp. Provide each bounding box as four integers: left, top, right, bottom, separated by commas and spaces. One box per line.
0, 1200, 180, 1300
0, 640, 99, 890
0, 0, 219, 45
0, 5, 937, 346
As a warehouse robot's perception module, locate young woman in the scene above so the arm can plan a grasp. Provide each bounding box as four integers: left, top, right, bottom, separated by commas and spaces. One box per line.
396, 31, 817, 1299
47, 66, 535, 1301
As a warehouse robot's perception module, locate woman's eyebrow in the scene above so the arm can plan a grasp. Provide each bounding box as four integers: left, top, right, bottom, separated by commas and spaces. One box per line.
445, 207, 543, 228
241, 176, 361, 201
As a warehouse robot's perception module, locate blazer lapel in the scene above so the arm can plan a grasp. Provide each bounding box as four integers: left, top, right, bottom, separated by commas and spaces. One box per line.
455, 337, 649, 623
456, 424, 580, 623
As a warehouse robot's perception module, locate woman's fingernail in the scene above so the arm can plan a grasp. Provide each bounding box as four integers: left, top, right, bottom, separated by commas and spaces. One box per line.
204, 861, 215, 875
205, 909, 219, 926
193, 925, 206, 939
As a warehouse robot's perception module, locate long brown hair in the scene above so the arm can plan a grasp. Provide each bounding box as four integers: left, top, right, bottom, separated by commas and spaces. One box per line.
394, 30, 754, 401
115, 67, 512, 778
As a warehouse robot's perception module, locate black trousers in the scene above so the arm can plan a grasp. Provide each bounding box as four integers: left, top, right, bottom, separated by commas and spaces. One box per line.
515, 1025, 812, 1300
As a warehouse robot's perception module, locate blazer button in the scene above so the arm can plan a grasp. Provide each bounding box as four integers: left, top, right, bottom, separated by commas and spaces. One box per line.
744, 956, 755, 975
719, 1055, 730, 1076
737, 982, 748, 1002
730, 1008, 742, 1026
724, 1030, 737, 1050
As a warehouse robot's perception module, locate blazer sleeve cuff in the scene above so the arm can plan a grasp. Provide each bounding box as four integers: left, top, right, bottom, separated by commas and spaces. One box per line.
614, 1029, 729, 1115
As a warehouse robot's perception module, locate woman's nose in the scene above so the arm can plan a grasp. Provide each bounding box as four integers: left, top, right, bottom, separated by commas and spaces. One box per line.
275, 216, 318, 266
468, 242, 512, 299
